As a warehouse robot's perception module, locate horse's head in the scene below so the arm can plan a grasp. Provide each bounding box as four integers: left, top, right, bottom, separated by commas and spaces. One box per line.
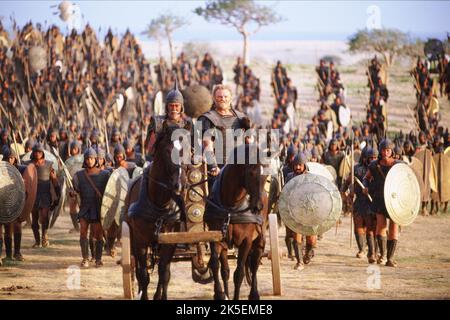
232, 144, 268, 214
153, 121, 190, 195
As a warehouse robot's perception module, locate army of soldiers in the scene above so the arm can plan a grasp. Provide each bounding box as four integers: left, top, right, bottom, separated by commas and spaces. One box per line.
156, 51, 224, 95
232, 57, 261, 113
1, 20, 450, 279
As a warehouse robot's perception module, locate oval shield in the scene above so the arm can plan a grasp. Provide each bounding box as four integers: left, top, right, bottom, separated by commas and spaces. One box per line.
0, 162, 26, 224
278, 173, 342, 236
19, 163, 38, 223
101, 167, 130, 230
384, 163, 420, 226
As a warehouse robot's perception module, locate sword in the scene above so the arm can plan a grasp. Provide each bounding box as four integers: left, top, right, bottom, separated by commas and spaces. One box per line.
354, 176, 373, 202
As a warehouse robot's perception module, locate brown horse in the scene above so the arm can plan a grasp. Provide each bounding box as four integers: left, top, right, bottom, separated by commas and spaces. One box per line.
205, 144, 270, 300
127, 122, 188, 300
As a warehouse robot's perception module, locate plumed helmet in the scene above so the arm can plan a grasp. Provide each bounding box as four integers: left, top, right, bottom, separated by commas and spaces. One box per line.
292, 152, 308, 167
165, 77, 184, 113
379, 138, 395, 152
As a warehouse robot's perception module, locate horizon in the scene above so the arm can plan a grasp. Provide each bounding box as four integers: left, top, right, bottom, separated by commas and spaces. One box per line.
1, 1, 448, 42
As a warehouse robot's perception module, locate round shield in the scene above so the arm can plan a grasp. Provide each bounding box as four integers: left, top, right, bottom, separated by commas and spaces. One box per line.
188, 187, 204, 203
22, 150, 59, 172
65, 154, 84, 178
187, 204, 205, 223
182, 85, 212, 118
338, 105, 351, 127
188, 169, 202, 184
307, 162, 335, 182
324, 165, 337, 181
101, 167, 130, 230
0, 162, 26, 224
384, 163, 420, 226
19, 163, 38, 222
278, 173, 342, 236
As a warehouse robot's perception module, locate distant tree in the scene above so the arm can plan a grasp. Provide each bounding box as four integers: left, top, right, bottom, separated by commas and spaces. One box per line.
181, 41, 217, 61
348, 28, 410, 83
141, 20, 164, 59
194, 0, 283, 64
143, 13, 188, 66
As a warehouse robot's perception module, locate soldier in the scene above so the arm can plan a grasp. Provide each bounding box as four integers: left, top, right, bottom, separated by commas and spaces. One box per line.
322, 139, 345, 187
342, 147, 379, 263
123, 138, 144, 167
145, 81, 192, 161
197, 84, 250, 190
284, 152, 317, 268
233, 57, 244, 94
66, 140, 82, 233
71, 148, 110, 267
29, 143, 60, 248
1, 147, 27, 263
363, 139, 402, 267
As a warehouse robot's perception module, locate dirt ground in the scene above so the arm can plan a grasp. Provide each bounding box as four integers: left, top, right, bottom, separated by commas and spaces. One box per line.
1, 208, 450, 300
1, 61, 449, 300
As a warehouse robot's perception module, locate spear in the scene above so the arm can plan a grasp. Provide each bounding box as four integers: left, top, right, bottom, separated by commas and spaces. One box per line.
350, 121, 354, 249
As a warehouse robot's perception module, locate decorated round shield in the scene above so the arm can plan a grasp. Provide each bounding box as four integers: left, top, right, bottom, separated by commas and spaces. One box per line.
101, 167, 130, 229
307, 162, 335, 182
22, 150, 59, 171
278, 173, 342, 236
65, 154, 84, 178
0, 162, 26, 224
338, 105, 351, 127
384, 163, 420, 226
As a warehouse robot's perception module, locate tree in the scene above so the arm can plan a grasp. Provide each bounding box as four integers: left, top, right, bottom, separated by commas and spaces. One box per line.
348, 28, 410, 83
195, 0, 283, 64
142, 13, 188, 66
141, 20, 164, 59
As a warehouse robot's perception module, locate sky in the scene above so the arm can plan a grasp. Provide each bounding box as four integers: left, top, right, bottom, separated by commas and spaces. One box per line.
0, 1, 449, 41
